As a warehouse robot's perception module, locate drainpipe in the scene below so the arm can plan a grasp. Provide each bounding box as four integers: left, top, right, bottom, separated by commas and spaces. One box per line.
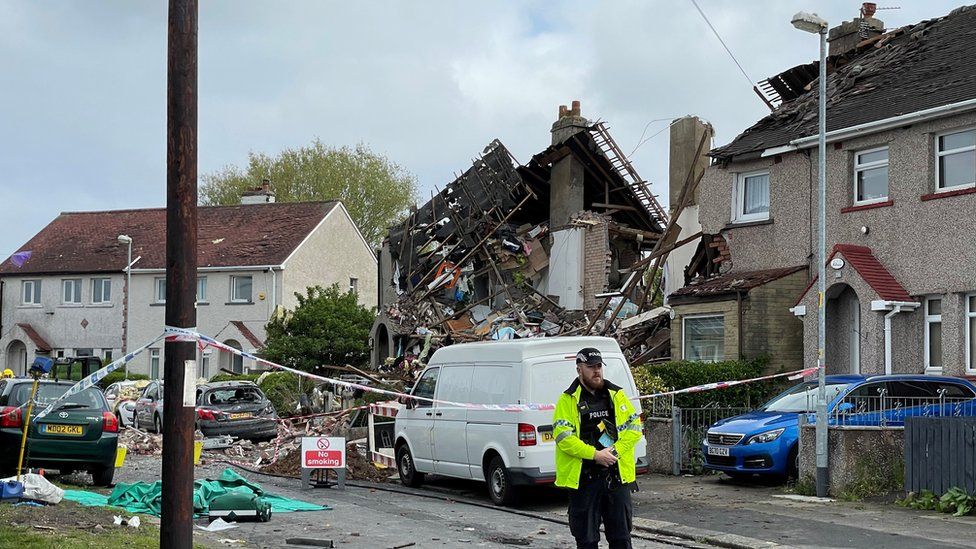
736, 290, 745, 359
872, 300, 921, 375
269, 268, 277, 312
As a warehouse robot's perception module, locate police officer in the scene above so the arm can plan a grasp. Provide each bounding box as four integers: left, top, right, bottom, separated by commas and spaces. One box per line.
553, 347, 642, 549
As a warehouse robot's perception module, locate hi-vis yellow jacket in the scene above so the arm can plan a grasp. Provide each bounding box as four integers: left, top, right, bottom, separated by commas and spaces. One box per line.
552, 378, 642, 489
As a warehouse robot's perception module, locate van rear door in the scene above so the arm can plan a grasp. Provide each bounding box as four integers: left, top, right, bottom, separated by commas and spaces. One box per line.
431, 365, 474, 478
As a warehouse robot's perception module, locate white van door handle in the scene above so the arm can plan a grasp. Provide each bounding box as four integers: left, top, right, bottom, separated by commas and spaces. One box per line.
425, 412, 433, 417
434, 412, 442, 417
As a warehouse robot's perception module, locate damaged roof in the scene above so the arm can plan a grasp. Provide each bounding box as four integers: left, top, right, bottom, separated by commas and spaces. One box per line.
0, 201, 339, 275
711, 5, 976, 162
670, 266, 807, 301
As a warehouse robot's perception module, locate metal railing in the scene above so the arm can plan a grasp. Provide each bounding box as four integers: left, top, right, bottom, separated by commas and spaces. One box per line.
672, 405, 751, 474
831, 389, 976, 428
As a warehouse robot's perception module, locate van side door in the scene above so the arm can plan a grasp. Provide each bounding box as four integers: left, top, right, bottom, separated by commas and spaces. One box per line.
431, 365, 474, 478
400, 367, 439, 470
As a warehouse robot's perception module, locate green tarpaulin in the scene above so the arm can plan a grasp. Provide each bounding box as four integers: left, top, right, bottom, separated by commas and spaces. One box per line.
63, 468, 328, 516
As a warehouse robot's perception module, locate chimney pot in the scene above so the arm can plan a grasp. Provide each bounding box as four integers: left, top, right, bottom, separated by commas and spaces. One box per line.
262, 178, 270, 192
861, 2, 877, 18
559, 105, 568, 118
571, 100, 581, 116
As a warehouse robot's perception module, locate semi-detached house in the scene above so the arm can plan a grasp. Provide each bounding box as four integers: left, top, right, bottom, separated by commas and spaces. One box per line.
0, 199, 377, 378
671, 5, 976, 377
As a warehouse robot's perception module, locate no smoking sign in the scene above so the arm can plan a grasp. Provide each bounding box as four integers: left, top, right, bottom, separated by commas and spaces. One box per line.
302, 436, 345, 469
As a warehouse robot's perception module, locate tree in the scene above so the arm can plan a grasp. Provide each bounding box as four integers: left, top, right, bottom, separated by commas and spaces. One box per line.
262, 284, 375, 372
201, 140, 418, 246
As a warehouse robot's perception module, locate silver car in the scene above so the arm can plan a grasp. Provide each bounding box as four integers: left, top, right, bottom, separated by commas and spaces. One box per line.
134, 380, 165, 432
103, 380, 150, 428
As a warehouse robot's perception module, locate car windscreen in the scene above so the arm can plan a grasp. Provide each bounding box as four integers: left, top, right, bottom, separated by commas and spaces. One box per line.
761, 382, 851, 413
201, 387, 265, 406
10, 383, 105, 410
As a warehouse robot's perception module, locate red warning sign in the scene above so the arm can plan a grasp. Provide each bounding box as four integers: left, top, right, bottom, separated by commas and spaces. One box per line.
302, 437, 346, 468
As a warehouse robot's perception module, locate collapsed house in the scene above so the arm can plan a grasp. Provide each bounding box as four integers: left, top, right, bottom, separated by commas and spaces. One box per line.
370, 102, 682, 372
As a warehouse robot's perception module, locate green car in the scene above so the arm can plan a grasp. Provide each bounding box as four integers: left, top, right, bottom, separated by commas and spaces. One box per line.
0, 379, 119, 486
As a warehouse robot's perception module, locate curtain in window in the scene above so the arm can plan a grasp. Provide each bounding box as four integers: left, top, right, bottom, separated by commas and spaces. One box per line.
684, 316, 725, 362
743, 174, 769, 215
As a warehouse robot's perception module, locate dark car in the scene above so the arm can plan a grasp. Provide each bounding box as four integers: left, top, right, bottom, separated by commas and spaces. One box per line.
0, 379, 119, 485
195, 381, 278, 441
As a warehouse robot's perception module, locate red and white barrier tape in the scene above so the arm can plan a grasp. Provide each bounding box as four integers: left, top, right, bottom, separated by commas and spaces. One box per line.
635, 366, 819, 401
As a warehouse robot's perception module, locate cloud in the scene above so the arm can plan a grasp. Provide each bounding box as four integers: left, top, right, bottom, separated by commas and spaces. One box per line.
0, 0, 964, 257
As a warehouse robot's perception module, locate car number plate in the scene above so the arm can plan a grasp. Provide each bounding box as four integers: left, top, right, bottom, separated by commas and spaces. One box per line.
539, 429, 554, 443
229, 412, 252, 420
43, 424, 84, 435
707, 446, 730, 456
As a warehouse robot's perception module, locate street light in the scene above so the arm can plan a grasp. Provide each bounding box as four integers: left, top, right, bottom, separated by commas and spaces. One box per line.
792, 10, 829, 498
117, 234, 132, 380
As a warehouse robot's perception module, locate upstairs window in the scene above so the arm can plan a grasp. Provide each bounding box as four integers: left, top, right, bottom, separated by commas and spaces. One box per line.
733, 171, 769, 223
154, 277, 166, 303
196, 276, 208, 303
936, 129, 975, 191
92, 278, 112, 304
62, 279, 82, 304
230, 275, 253, 303
854, 147, 889, 205
22, 280, 41, 306
349, 277, 359, 294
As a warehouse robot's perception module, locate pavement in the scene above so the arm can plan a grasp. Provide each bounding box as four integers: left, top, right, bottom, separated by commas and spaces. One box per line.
100, 456, 976, 548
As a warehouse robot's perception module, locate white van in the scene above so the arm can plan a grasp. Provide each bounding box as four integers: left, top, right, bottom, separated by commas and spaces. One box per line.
394, 336, 648, 505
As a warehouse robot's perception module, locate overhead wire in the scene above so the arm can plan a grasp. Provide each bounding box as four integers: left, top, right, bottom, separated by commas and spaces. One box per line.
688, 0, 756, 88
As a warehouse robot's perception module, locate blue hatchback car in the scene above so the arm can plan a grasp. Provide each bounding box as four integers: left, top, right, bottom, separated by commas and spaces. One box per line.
701, 374, 976, 478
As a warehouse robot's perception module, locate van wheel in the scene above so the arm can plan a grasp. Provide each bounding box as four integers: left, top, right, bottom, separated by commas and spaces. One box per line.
396, 445, 424, 488
486, 456, 517, 506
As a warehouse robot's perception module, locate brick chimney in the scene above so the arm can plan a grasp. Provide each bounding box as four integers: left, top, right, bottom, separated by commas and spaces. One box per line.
828, 3, 884, 58
551, 100, 589, 146
241, 177, 277, 205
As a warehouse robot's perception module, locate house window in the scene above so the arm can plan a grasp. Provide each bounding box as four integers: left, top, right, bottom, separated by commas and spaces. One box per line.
150, 348, 161, 379
62, 279, 82, 304
925, 297, 943, 372
853, 147, 889, 204
967, 294, 976, 373
733, 171, 769, 223
682, 314, 725, 363
92, 278, 112, 304
21, 280, 41, 305
197, 276, 208, 303
154, 277, 166, 303
936, 129, 975, 191
230, 275, 252, 303
56, 349, 65, 359
349, 277, 359, 294
200, 354, 211, 379
103, 349, 114, 363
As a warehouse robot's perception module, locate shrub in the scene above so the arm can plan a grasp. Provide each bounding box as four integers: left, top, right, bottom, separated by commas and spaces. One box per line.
97, 369, 150, 389
637, 356, 781, 408
209, 373, 261, 383
257, 372, 309, 417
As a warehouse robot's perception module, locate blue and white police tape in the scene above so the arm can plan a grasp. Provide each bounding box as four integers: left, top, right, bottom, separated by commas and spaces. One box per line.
34, 333, 166, 419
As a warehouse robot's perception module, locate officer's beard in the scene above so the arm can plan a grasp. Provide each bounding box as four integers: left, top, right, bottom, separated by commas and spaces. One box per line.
580, 373, 605, 393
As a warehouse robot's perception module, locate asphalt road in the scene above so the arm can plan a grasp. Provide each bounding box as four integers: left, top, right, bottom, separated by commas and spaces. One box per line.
110, 455, 710, 548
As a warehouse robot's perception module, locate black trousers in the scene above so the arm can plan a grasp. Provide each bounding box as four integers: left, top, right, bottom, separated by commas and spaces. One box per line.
567, 469, 633, 549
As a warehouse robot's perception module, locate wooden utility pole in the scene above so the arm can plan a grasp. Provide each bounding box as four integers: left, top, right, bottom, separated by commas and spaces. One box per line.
161, 1, 198, 546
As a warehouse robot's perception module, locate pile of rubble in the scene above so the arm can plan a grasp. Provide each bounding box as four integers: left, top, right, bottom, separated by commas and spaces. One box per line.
119, 427, 162, 455
372, 108, 682, 373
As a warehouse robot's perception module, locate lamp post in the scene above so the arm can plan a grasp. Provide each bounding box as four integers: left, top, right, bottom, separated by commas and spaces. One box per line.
792, 10, 829, 498
117, 234, 132, 380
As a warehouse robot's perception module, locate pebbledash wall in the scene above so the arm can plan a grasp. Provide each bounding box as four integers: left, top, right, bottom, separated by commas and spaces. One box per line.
698, 110, 976, 377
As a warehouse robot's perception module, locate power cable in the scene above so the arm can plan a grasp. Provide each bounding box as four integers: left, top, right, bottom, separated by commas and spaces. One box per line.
688, 0, 755, 87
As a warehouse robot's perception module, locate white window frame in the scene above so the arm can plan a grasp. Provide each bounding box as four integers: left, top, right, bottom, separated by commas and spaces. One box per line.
732, 170, 770, 223
935, 128, 976, 192
349, 277, 359, 294
154, 277, 166, 303
966, 293, 976, 375
230, 275, 253, 303
924, 296, 943, 374
853, 146, 889, 205
150, 348, 161, 379
682, 314, 725, 363
91, 277, 112, 304
21, 279, 41, 306
196, 276, 208, 304
103, 349, 114, 363
61, 278, 83, 305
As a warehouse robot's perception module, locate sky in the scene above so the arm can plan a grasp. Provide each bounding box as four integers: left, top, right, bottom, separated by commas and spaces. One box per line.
0, 0, 964, 257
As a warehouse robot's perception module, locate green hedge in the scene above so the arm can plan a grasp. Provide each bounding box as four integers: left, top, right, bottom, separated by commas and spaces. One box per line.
97, 369, 150, 389
208, 373, 261, 383
637, 356, 785, 408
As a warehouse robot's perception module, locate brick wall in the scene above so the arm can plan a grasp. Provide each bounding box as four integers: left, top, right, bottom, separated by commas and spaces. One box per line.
741, 270, 808, 372
582, 217, 611, 311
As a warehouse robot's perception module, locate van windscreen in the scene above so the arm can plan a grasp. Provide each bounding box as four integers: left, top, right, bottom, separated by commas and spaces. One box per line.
526, 357, 632, 406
